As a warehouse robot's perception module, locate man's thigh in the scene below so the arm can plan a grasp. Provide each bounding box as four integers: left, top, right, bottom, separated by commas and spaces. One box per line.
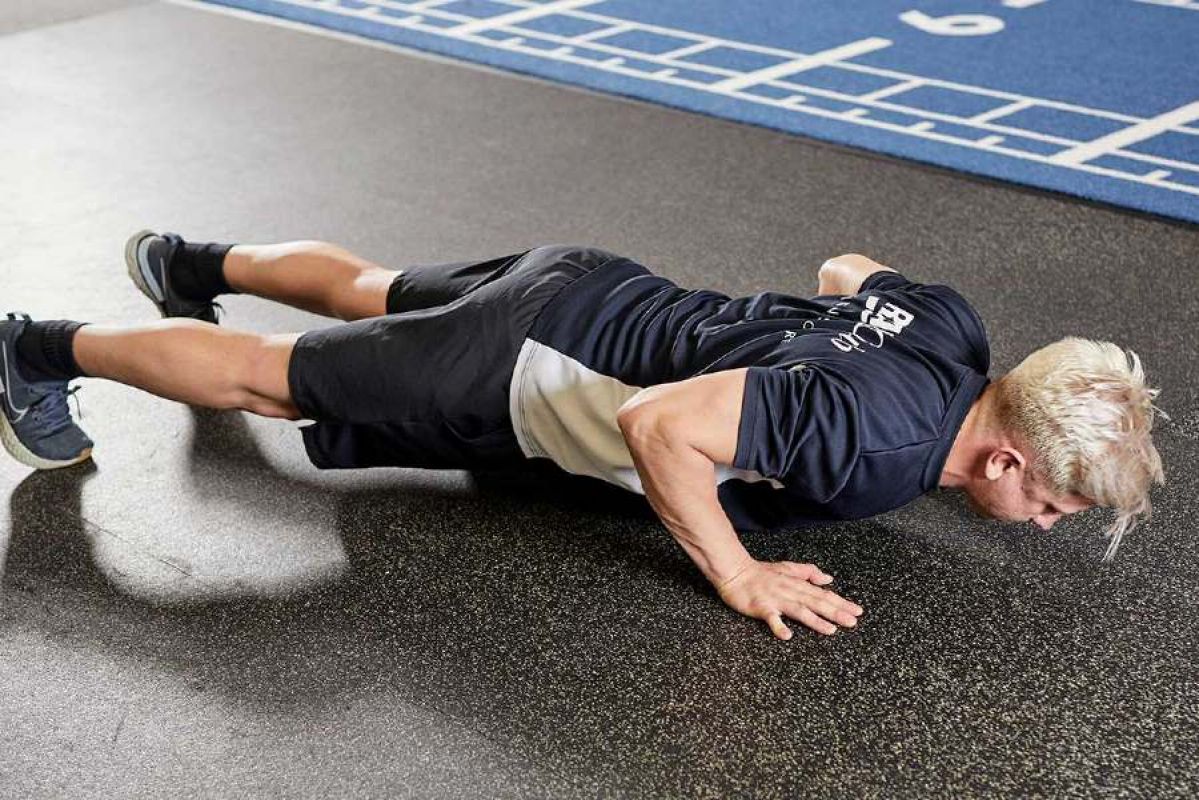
288, 244, 614, 469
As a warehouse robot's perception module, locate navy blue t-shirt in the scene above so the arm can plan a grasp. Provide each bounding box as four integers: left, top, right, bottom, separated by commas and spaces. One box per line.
518, 258, 991, 531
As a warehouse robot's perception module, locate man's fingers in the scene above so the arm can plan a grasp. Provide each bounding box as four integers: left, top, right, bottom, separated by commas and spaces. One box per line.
782, 584, 861, 627
766, 613, 793, 641
794, 594, 858, 628
764, 572, 865, 629
797, 582, 864, 618
723, 560, 863, 640
824, 594, 863, 626
831, 591, 865, 617
819, 590, 864, 623
792, 606, 837, 636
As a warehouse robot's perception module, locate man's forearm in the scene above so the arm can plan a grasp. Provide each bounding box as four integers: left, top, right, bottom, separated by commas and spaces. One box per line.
619, 413, 752, 588
613, 371, 864, 640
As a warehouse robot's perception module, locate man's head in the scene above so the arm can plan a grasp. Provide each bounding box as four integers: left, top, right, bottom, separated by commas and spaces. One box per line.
959, 337, 1164, 559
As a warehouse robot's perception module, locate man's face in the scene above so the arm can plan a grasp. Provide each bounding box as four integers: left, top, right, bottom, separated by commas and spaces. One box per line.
964, 461, 1095, 531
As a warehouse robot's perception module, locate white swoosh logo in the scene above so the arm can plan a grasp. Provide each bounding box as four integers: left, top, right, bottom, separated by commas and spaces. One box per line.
141, 254, 166, 303
135, 237, 167, 303
1, 342, 31, 422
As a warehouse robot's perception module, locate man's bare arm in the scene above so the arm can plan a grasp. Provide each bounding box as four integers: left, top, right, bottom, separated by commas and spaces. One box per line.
616, 368, 863, 640
817, 253, 896, 296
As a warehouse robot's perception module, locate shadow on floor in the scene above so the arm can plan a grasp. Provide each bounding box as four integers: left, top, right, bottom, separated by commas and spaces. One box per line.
4, 406, 1167, 795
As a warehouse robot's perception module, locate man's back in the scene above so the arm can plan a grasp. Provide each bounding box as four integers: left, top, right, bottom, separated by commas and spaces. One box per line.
510, 254, 992, 529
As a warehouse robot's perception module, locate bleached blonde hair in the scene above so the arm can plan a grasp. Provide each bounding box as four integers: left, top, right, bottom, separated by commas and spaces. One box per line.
993, 338, 1165, 561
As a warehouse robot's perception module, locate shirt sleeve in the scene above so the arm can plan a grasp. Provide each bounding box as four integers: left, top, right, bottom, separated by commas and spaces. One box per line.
732, 365, 860, 504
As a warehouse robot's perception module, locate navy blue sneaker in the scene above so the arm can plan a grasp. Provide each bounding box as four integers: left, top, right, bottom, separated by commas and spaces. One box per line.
124, 230, 221, 323
0, 314, 93, 469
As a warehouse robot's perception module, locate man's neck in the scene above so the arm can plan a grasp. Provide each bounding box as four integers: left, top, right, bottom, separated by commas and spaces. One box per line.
940, 386, 998, 488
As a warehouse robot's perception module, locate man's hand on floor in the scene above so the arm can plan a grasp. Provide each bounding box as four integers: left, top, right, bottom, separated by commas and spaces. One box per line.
717, 559, 864, 640
617, 370, 866, 642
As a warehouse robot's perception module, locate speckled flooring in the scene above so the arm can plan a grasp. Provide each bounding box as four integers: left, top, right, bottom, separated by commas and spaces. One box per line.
1, 3, 1196, 798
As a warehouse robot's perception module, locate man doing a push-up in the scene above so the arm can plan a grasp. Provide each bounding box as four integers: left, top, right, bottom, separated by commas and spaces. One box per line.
0, 234, 1164, 639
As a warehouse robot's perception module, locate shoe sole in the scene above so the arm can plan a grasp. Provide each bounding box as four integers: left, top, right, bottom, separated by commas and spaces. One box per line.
0, 410, 92, 470
124, 229, 169, 319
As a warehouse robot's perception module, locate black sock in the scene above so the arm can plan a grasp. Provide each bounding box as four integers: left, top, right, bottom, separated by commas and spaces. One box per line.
170, 240, 237, 302
15, 320, 88, 382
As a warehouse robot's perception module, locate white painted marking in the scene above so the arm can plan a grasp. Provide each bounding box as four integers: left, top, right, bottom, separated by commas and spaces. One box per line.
858, 79, 923, 102
1133, 0, 1199, 10
442, 0, 1186, 131
406, 0, 452, 9
551, 46, 574, 55
710, 38, 891, 93
653, 68, 677, 78
502, 36, 525, 46
899, 10, 1005, 37
977, 135, 1005, 146
1145, 169, 1173, 181
1003, 0, 1049, 7
450, 0, 601, 37
659, 40, 718, 60
1049, 100, 1199, 165
175, 0, 1199, 202
570, 23, 633, 43
831, 62, 1138, 126
1114, 166, 1199, 194
562, 8, 883, 63
1109, 150, 1197, 173
970, 99, 1033, 124
843, 108, 869, 119
494, 0, 1179, 133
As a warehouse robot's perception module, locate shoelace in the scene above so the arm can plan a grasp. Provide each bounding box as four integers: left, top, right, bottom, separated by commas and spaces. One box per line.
30, 384, 83, 438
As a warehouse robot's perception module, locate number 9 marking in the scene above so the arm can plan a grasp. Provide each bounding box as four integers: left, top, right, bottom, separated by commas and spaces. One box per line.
899, 10, 1006, 37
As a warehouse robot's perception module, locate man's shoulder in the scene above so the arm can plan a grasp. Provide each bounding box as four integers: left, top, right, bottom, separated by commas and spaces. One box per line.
860, 275, 991, 375
919, 283, 991, 373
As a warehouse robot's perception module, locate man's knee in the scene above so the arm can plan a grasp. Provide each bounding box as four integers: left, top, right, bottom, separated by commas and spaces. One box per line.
230, 334, 294, 403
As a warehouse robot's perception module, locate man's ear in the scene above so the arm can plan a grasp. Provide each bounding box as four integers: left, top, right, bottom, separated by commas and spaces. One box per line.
984, 446, 1026, 481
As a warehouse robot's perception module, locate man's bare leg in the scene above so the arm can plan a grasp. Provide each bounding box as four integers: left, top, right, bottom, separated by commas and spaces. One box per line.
222, 241, 396, 321
68, 238, 414, 421
73, 321, 302, 419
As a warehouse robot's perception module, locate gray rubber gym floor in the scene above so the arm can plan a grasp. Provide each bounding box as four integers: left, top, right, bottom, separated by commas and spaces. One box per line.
2, 2, 1196, 797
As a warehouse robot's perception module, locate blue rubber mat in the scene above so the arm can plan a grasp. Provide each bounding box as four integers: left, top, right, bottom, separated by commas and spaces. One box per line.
200, 0, 1199, 224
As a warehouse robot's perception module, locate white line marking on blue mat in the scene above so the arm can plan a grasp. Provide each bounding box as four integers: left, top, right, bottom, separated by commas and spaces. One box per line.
179, 0, 1199, 202
1133, 0, 1199, 11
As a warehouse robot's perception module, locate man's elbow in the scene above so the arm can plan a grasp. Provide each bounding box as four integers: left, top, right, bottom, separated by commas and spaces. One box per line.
616, 400, 655, 443
817, 259, 852, 295
819, 254, 889, 295
617, 398, 680, 450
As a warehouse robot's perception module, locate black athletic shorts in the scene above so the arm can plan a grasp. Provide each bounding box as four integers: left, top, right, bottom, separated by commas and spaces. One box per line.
287, 244, 619, 470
